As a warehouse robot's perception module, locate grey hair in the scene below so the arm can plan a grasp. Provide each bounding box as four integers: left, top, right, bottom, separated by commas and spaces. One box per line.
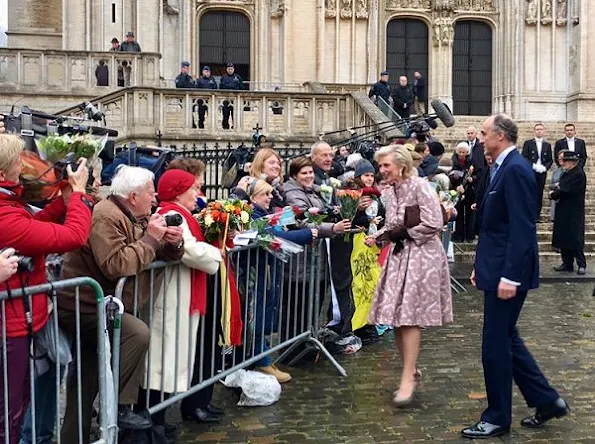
455, 141, 470, 154
109, 165, 155, 198
345, 153, 363, 169
310, 140, 332, 156
491, 113, 518, 144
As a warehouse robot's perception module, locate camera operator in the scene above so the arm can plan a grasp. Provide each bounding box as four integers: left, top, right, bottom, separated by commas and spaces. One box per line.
0, 134, 93, 444
0, 248, 19, 282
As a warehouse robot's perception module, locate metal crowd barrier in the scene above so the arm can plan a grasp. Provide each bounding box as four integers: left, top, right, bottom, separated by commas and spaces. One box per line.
111, 241, 345, 419
0, 277, 114, 444
441, 221, 467, 294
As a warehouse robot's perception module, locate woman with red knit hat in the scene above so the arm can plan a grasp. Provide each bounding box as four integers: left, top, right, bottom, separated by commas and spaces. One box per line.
138, 169, 222, 435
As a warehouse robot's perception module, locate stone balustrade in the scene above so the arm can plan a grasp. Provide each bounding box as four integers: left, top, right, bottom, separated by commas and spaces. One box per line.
0, 49, 162, 95
57, 87, 360, 144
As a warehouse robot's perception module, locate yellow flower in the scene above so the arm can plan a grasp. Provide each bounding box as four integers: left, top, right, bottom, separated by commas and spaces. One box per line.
204, 215, 214, 226
240, 211, 250, 224
224, 204, 235, 213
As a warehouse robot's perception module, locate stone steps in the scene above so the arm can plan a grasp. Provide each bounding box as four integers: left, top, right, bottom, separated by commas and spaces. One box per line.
537, 231, 595, 242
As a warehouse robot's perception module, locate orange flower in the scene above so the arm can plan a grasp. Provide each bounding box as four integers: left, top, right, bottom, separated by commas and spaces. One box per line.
234, 208, 241, 215
214, 201, 222, 210
221, 212, 228, 222
212, 209, 221, 220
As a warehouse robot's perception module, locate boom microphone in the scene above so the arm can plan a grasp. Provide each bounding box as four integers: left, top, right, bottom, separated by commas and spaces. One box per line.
430, 99, 455, 127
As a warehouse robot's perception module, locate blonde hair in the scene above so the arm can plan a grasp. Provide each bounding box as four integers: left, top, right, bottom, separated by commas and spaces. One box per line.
0, 135, 25, 174
375, 144, 417, 179
241, 177, 274, 198
249, 148, 283, 182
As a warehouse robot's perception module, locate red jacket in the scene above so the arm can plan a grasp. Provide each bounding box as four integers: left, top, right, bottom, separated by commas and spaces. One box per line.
0, 183, 93, 338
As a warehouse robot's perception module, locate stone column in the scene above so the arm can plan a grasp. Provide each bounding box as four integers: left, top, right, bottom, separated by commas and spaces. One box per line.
366, 0, 379, 84
430, 12, 455, 110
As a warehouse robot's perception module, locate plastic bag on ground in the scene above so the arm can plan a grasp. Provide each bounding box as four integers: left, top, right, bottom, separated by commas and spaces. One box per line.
222, 369, 281, 407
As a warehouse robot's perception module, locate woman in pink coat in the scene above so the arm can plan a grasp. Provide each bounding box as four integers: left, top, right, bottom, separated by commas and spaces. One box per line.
365, 145, 452, 407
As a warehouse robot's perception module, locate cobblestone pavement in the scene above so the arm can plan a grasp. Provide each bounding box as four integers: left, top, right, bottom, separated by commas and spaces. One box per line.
169, 283, 595, 443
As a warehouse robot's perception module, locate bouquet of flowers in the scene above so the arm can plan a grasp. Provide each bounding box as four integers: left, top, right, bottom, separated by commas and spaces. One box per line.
336, 189, 362, 240
195, 199, 253, 245
361, 187, 382, 235
250, 217, 304, 263
329, 177, 342, 189
318, 184, 334, 205
20, 133, 105, 202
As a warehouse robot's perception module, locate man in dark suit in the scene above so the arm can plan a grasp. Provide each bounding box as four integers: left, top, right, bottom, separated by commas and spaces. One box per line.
554, 123, 587, 169
522, 123, 553, 220
413, 71, 427, 115
392, 76, 414, 119
461, 114, 569, 440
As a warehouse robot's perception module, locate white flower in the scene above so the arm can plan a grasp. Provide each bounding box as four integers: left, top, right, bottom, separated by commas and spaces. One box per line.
240, 211, 250, 224
204, 215, 214, 226
329, 177, 342, 188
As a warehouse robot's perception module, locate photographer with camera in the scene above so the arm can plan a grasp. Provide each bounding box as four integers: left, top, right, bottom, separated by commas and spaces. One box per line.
56, 165, 184, 443
0, 248, 19, 282
0, 134, 94, 444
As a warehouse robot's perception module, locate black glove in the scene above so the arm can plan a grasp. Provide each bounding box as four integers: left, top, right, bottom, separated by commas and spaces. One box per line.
388, 225, 410, 243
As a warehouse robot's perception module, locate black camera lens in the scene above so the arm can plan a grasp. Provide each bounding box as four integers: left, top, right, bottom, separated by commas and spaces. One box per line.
17, 256, 35, 273
164, 214, 183, 227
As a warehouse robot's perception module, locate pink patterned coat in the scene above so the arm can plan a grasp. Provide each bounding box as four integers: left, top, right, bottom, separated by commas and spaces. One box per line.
368, 176, 453, 327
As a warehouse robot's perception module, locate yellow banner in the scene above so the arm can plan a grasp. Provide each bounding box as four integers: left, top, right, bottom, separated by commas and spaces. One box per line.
350, 232, 382, 331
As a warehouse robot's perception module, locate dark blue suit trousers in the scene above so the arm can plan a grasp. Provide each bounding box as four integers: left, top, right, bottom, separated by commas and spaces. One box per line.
481, 290, 559, 427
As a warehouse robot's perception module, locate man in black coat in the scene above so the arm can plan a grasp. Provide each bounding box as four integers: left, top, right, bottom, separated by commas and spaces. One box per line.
554, 123, 588, 169
174, 61, 196, 89
368, 71, 392, 114
550, 150, 587, 275
522, 123, 553, 221
466, 125, 488, 188
219, 62, 243, 129
392, 76, 414, 119
413, 71, 427, 115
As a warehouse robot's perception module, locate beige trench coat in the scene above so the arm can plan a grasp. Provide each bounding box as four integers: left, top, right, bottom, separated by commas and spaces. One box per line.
143, 206, 222, 394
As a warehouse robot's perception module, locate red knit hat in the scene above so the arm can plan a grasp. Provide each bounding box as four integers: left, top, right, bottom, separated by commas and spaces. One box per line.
157, 169, 196, 202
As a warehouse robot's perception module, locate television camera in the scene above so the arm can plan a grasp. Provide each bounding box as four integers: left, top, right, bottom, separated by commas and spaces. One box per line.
324, 99, 456, 150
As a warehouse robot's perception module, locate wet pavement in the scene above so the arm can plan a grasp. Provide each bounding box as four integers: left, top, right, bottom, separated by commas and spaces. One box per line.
169, 282, 595, 443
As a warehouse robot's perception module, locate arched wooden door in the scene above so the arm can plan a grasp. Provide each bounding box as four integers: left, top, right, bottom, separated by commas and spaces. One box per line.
452, 21, 493, 115
199, 11, 250, 81
386, 19, 429, 83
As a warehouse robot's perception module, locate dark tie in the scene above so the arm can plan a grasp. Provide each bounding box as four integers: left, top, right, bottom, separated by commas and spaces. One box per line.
490, 163, 499, 182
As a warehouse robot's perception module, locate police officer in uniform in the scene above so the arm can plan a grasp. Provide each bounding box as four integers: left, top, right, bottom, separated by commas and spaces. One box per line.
368, 71, 392, 115
175, 61, 196, 89
194, 66, 218, 128
219, 62, 244, 129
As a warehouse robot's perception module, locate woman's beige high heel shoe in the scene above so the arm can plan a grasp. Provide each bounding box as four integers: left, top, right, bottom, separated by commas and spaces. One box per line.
392, 368, 422, 397
393, 381, 418, 407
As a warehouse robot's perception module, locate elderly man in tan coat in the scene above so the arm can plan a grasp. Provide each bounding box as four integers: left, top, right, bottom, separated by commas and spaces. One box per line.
58, 165, 184, 443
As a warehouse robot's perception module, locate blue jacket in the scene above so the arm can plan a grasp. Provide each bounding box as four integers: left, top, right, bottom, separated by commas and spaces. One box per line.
219, 73, 244, 90
474, 149, 539, 292
195, 76, 218, 89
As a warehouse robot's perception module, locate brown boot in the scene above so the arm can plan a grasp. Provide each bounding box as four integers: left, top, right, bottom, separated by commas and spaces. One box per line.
256, 364, 292, 383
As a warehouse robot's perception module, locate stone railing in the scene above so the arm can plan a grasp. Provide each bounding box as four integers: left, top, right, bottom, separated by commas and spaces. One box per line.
57, 87, 361, 143
0, 49, 161, 94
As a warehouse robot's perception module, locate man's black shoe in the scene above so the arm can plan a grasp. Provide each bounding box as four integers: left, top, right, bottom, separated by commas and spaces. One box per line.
206, 403, 225, 416
461, 421, 510, 439
181, 407, 222, 423
553, 264, 573, 272
520, 397, 570, 428
577, 267, 586, 275
117, 406, 152, 430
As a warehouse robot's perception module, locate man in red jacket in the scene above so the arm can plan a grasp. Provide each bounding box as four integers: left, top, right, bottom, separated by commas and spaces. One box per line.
0, 134, 93, 444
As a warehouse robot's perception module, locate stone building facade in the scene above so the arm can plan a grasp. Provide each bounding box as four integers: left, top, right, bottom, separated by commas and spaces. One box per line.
6, 0, 595, 120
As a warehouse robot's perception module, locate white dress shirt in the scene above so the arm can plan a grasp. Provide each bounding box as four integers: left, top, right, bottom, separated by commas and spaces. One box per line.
566, 138, 575, 152
535, 138, 543, 166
